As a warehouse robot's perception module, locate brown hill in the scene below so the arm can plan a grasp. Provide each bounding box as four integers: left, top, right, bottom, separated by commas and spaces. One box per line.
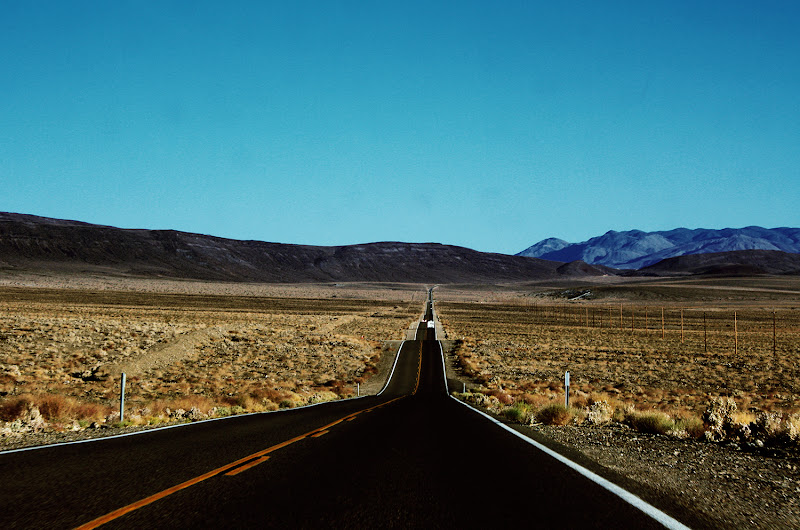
0, 212, 578, 284
555, 260, 618, 276
640, 249, 800, 276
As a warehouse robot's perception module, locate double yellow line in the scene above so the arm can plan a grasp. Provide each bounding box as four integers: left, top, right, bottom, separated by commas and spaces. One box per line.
75, 397, 402, 529
412, 341, 423, 395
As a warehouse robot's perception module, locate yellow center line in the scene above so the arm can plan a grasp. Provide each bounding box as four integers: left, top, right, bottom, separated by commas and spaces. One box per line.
310, 430, 329, 438
225, 456, 270, 476
74, 399, 398, 530
412, 342, 423, 395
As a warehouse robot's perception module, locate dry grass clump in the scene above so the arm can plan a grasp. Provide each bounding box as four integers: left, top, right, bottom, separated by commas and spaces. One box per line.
535, 403, 574, 426
0, 394, 111, 423
0, 395, 33, 422
624, 409, 675, 436
503, 401, 534, 424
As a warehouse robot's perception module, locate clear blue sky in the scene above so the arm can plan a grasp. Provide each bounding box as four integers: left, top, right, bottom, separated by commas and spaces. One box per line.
2, 1, 799, 254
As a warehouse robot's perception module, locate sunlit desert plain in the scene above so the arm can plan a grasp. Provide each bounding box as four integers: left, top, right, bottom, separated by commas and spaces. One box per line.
0, 280, 422, 439
436, 276, 800, 438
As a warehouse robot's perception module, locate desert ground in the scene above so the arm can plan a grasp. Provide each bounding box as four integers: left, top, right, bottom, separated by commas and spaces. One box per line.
437, 276, 800, 414
2, 273, 800, 527
0, 277, 424, 444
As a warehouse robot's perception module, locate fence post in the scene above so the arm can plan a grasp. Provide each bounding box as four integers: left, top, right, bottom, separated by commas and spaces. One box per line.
120, 372, 126, 423
773, 309, 777, 358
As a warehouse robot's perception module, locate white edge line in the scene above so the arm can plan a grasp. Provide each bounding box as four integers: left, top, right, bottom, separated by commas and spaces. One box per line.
438, 340, 449, 393
1, 340, 411, 456
376, 339, 405, 396
438, 342, 690, 530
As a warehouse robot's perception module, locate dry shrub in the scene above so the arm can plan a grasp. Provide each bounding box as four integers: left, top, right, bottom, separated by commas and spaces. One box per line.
569, 392, 590, 410
786, 413, 800, 442
148, 395, 215, 417
262, 400, 279, 412
325, 380, 351, 397
223, 394, 259, 410
585, 400, 613, 425
0, 395, 34, 421
252, 388, 292, 403
486, 389, 513, 406
626, 409, 675, 435
504, 402, 533, 424
2, 394, 111, 423
702, 397, 738, 441
37, 394, 76, 421
751, 411, 800, 444
169, 395, 215, 414
520, 392, 549, 407
674, 414, 705, 439
459, 391, 502, 412
74, 402, 111, 421
535, 403, 573, 425
308, 391, 338, 404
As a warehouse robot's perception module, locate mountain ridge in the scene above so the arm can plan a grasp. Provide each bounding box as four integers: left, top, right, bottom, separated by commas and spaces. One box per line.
0, 212, 597, 283
517, 226, 800, 269
641, 249, 800, 276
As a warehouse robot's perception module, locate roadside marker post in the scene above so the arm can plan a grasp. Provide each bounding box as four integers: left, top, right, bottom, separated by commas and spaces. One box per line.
564, 371, 570, 409
120, 373, 126, 423
357, 383, 360, 397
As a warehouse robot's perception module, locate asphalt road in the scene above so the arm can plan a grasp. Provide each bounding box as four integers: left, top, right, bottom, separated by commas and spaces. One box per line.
1, 304, 688, 529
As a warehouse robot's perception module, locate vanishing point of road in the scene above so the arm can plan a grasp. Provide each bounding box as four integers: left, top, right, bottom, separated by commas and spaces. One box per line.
0, 296, 694, 529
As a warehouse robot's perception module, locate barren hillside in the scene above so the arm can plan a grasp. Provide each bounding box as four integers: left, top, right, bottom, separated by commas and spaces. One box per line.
0, 213, 585, 283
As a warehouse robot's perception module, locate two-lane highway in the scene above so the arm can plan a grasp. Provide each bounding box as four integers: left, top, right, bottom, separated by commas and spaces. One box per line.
0, 303, 690, 529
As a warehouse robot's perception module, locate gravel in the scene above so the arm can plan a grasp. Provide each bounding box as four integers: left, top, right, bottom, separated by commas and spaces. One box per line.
528, 422, 800, 529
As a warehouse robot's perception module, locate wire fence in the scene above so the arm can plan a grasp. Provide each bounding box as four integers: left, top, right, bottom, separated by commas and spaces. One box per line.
516, 302, 800, 358
438, 299, 800, 411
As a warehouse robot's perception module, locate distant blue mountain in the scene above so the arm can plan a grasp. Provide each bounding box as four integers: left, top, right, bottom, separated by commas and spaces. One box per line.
517, 227, 800, 269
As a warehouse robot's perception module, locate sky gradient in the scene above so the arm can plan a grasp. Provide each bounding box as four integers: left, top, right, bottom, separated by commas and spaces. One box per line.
2, 1, 799, 254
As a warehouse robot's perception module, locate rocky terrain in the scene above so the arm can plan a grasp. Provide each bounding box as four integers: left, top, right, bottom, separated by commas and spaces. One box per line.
533, 422, 800, 529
